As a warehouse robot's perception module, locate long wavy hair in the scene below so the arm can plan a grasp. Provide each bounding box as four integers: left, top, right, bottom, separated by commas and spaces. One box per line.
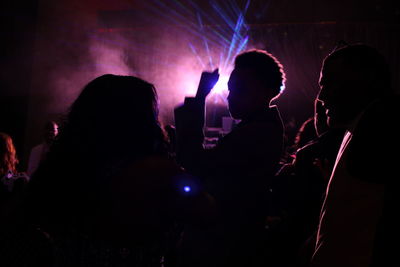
26, 74, 167, 233
54, 74, 166, 162
0, 132, 18, 176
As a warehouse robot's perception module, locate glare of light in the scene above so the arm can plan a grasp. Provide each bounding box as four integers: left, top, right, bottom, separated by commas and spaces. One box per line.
212, 74, 230, 95
179, 70, 201, 97
183, 186, 191, 192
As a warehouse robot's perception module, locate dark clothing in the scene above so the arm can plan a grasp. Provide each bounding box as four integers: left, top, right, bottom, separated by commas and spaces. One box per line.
264, 129, 344, 267
312, 96, 400, 267
0, 171, 29, 220
24, 155, 187, 267
346, 96, 400, 267
174, 97, 284, 267
294, 128, 345, 233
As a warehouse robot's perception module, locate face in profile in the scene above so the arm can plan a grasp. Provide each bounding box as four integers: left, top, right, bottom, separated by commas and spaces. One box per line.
318, 58, 367, 128
227, 68, 266, 120
44, 121, 58, 143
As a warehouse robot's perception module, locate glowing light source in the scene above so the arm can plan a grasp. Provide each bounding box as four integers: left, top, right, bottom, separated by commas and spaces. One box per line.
212, 74, 230, 95
181, 0, 250, 99
143, 0, 253, 109
183, 186, 191, 192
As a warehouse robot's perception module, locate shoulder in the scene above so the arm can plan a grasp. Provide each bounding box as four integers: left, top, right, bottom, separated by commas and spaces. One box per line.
356, 96, 400, 131
350, 96, 400, 149
346, 95, 400, 183
31, 143, 45, 152
0, 172, 29, 192
296, 139, 319, 157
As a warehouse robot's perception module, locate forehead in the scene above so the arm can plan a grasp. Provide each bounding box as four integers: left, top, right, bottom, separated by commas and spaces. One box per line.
320, 58, 343, 80
228, 68, 259, 86
320, 58, 362, 85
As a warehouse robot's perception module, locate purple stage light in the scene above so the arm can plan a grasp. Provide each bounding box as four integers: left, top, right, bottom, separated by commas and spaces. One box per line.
183, 186, 191, 192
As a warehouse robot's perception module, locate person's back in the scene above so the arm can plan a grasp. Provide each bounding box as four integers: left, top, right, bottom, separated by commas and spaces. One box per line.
22, 74, 213, 267
0, 132, 29, 220
356, 96, 400, 266
175, 50, 286, 267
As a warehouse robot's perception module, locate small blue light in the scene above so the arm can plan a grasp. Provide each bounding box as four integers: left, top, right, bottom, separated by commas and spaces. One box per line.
183, 186, 191, 192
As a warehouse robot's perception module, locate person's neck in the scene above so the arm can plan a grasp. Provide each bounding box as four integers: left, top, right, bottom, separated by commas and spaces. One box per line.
346, 98, 381, 132
241, 106, 270, 122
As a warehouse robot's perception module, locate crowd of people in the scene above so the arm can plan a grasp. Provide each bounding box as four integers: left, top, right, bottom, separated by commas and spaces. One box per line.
0, 43, 398, 267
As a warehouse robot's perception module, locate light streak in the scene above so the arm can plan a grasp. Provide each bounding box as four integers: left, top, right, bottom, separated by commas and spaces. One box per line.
187, 0, 251, 97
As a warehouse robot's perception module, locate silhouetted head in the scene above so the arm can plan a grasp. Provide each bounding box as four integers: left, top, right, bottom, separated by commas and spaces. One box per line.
228, 49, 286, 120
0, 132, 18, 176
43, 121, 58, 144
59, 74, 164, 159
294, 117, 317, 150
26, 75, 167, 237
318, 44, 391, 128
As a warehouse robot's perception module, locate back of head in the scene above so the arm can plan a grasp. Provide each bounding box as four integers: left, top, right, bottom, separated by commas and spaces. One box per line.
64, 74, 163, 158
234, 49, 286, 98
319, 44, 392, 128
0, 132, 18, 176
27, 75, 166, 234
34, 74, 166, 188
324, 44, 392, 98
294, 117, 317, 150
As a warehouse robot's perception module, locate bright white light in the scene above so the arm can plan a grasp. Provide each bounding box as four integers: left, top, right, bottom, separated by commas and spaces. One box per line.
183, 186, 191, 192
212, 74, 230, 95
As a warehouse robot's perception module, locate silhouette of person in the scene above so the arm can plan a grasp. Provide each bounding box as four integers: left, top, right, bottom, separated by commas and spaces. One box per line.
294, 98, 346, 224
21, 74, 214, 267
290, 116, 318, 157
278, 99, 344, 267
174, 49, 286, 267
264, 97, 344, 267
27, 120, 58, 176
0, 133, 45, 267
311, 44, 399, 267
0, 132, 29, 218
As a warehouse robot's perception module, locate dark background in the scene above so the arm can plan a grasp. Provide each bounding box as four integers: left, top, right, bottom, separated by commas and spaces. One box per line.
1, 0, 399, 170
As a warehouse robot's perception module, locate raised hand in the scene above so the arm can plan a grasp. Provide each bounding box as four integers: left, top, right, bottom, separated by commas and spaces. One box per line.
195, 68, 219, 100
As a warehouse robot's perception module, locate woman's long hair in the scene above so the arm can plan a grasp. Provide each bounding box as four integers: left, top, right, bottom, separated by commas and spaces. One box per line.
58, 74, 166, 161
26, 74, 167, 234
0, 132, 18, 176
